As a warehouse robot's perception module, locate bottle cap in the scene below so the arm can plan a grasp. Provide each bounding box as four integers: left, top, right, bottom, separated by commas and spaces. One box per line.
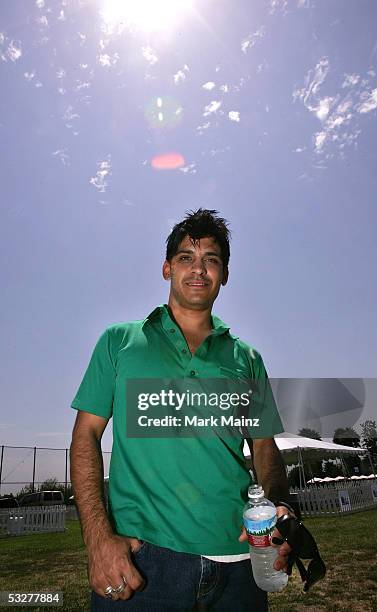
248, 484, 264, 499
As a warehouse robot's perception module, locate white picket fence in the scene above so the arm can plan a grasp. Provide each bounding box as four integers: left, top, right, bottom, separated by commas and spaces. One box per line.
292, 478, 377, 516
0, 505, 66, 536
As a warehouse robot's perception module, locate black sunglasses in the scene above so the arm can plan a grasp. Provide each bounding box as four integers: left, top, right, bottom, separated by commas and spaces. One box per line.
275, 515, 326, 592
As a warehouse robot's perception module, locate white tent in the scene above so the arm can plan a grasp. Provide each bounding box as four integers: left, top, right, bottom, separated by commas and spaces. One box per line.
274, 432, 366, 455
243, 432, 366, 459
243, 432, 370, 488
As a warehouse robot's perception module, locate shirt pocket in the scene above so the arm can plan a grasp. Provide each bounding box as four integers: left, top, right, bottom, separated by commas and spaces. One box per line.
218, 365, 252, 383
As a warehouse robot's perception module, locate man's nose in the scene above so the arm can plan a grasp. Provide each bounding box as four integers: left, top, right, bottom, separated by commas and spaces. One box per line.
190, 257, 207, 275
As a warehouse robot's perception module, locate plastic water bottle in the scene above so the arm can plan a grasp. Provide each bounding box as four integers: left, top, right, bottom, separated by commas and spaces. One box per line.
243, 484, 288, 592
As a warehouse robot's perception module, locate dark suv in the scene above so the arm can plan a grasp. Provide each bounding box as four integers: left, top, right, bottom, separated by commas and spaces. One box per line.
0, 497, 19, 509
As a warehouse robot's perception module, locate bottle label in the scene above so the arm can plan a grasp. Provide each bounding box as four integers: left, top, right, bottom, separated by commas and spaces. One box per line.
243, 515, 276, 547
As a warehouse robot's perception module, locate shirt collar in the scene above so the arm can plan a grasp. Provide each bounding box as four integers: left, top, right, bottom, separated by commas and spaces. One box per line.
142, 304, 230, 336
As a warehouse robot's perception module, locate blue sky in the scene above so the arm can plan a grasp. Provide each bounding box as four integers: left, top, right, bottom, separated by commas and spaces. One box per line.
1, 0, 376, 466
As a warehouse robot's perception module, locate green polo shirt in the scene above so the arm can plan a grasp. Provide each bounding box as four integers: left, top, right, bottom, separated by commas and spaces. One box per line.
71, 304, 283, 555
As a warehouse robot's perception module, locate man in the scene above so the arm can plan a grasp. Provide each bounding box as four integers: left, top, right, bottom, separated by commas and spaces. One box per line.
70, 209, 293, 611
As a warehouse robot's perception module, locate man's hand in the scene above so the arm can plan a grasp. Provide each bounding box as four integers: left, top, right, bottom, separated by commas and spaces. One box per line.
238, 505, 295, 574
270, 506, 294, 572
88, 534, 146, 601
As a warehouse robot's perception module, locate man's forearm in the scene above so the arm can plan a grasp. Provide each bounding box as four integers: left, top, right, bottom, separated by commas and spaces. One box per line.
252, 438, 290, 502
70, 429, 113, 549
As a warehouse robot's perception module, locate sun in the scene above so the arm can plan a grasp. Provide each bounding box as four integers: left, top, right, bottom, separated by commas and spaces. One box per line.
100, 0, 194, 33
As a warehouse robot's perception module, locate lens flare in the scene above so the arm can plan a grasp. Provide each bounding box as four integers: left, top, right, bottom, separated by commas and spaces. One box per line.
151, 153, 185, 170
145, 95, 183, 130
101, 0, 193, 33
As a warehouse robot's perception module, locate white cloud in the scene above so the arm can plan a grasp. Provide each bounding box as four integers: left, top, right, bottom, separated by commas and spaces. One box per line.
314, 131, 327, 152
63, 105, 79, 121
297, 0, 310, 7
208, 146, 231, 157
326, 114, 347, 129
293, 147, 306, 153
316, 97, 334, 121
269, 0, 288, 14
7, 40, 22, 62
342, 73, 360, 88
58, 10, 66, 21
234, 76, 250, 92
56, 68, 66, 79
228, 111, 240, 122
220, 84, 229, 93
76, 81, 91, 91
98, 53, 119, 67
0, 32, 5, 46
36, 0, 45, 7
174, 70, 185, 84
24, 71, 35, 82
293, 64, 376, 156
173, 64, 189, 84
36, 15, 49, 27
307, 57, 330, 99
142, 46, 158, 66
52, 148, 70, 166
180, 163, 197, 174
90, 157, 111, 193
358, 88, 377, 114
202, 81, 215, 91
293, 57, 360, 155
337, 100, 352, 114
203, 100, 222, 116
197, 121, 210, 135
241, 26, 266, 54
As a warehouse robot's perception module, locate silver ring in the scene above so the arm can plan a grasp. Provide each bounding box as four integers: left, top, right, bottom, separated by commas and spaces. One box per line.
104, 585, 114, 596
113, 582, 126, 594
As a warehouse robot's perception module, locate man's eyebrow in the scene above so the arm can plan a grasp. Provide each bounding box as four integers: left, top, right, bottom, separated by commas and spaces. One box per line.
176, 249, 221, 257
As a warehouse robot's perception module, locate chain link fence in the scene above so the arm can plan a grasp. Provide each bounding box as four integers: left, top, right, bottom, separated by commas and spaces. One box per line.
0, 445, 111, 499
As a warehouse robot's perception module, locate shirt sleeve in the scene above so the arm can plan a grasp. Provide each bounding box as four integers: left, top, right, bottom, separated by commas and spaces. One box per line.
71, 328, 116, 419
246, 350, 284, 439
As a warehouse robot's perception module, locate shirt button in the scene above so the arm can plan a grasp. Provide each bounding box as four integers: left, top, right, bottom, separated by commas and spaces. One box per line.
181, 348, 187, 354
190, 370, 196, 377
170, 329, 175, 333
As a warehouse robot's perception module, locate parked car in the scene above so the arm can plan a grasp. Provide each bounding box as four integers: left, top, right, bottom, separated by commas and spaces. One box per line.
19, 490, 64, 506
0, 497, 19, 509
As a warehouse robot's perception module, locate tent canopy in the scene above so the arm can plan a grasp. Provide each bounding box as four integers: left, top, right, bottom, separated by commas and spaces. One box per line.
244, 432, 367, 463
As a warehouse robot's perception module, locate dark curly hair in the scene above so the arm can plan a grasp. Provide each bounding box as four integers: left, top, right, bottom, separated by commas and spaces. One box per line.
165, 208, 231, 266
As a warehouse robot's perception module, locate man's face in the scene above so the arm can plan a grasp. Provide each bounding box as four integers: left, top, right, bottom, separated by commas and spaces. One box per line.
163, 235, 228, 310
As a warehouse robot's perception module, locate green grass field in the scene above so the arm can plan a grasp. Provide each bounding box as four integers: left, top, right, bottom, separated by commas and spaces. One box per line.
0, 511, 377, 611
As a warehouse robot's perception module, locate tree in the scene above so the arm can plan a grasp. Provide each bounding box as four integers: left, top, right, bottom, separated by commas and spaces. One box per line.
298, 428, 322, 440
297, 428, 323, 479
287, 466, 302, 488
323, 460, 343, 478
16, 478, 73, 503
333, 427, 362, 475
333, 427, 360, 447
360, 420, 377, 471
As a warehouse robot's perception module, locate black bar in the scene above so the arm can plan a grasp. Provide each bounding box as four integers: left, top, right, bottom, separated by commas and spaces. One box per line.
64, 448, 68, 496
32, 447, 36, 493
0, 445, 4, 495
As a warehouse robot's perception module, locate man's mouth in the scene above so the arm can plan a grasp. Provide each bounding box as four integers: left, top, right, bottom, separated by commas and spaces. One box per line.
185, 281, 209, 287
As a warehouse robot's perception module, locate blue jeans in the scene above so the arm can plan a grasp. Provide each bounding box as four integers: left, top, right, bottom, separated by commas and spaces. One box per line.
91, 542, 268, 611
